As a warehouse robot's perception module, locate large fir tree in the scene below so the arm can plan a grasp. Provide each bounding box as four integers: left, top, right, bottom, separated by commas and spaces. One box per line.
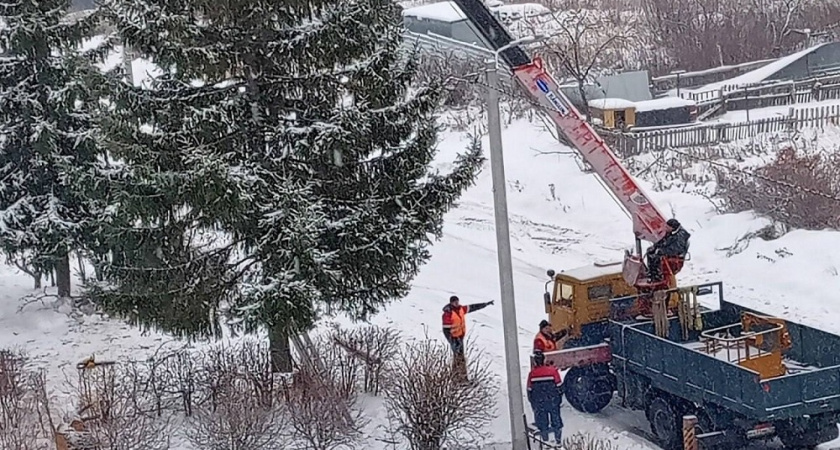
0, 0, 104, 296
92, 0, 483, 369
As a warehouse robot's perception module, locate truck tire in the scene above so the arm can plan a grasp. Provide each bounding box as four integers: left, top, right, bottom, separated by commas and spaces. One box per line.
646, 396, 682, 450
564, 364, 614, 414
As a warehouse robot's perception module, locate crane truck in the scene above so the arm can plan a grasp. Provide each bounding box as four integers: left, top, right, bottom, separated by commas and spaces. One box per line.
445, 1, 840, 448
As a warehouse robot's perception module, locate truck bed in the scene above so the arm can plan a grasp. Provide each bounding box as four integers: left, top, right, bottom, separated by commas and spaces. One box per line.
679, 340, 819, 374
608, 282, 840, 421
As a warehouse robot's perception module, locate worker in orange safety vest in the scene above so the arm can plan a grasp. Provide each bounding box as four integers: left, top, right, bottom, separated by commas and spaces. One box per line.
442, 295, 494, 380
533, 320, 571, 353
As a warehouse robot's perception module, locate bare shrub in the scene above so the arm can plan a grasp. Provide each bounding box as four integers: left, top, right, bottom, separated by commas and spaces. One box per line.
331, 325, 401, 395
716, 146, 840, 230
72, 360, 171, 450
383, 338, 498, 450
0, 349, 48, 450
200, 339, 276, 410
187, 375, 290, 450
153, 349, 199, 415
281, 367, 366, 450
563, 433, 617, 449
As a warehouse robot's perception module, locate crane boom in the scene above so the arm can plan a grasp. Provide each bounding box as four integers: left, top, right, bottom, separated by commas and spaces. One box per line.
448, 0, 671, 283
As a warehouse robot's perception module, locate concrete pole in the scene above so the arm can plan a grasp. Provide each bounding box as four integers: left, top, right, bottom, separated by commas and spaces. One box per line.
485, 58, 528, 450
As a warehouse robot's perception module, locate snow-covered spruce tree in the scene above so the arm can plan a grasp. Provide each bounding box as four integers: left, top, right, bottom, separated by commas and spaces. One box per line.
0, 0, 104, 296
92, 0, 483, 370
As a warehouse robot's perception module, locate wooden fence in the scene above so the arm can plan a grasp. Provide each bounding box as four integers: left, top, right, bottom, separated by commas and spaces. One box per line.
683, 72, 840, 118
606, 105, 840, 157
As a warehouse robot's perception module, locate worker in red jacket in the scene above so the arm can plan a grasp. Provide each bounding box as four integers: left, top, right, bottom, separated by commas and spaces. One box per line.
533, 320, 571, 353
526, 350, 564, 444
442, 295, 494, 380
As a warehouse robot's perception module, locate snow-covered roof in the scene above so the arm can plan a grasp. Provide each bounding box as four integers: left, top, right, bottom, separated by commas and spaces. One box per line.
688, 43, 829, 94
493, 3, 551, 17
588, 98, 636, 110
559, 262, 623, 281
402, 1, 467, 23
634, 96, 696, 112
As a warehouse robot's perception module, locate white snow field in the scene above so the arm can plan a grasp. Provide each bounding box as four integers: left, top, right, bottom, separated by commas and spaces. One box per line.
2, 112, 840, 448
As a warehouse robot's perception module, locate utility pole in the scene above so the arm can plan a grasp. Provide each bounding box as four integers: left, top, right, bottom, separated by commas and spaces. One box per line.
485, 58, 528, 450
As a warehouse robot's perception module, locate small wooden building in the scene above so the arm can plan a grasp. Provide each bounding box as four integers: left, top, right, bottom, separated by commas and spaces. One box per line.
587, 98, 637, 130
588, 96, 698, 130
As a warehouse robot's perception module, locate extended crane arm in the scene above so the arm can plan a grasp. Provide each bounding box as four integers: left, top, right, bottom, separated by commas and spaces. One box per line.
450, 0, 670, 248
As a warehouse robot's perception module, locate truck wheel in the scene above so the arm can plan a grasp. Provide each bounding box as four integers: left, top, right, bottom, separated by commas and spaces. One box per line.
647, 397, 682, 450
563, 365, 613, 414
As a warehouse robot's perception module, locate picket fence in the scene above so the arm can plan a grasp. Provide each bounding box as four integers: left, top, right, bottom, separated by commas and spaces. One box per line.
606, 105, 840, 157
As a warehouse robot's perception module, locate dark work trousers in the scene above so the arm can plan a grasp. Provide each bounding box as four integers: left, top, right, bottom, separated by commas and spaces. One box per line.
533, 397, 563, 443
647, 252, 663, 281
448, 337, 467, 381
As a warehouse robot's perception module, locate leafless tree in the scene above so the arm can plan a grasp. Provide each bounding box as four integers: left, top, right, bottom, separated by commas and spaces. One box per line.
187, 375, 290, 450
383, 338, 498, 450
528, 6, 635, 120
641, 0, 840, 74
281, 367, 366, 450
411, 47, 486, 108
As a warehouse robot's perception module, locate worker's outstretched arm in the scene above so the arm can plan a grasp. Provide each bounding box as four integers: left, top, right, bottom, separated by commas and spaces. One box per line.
467, 301, 494, 313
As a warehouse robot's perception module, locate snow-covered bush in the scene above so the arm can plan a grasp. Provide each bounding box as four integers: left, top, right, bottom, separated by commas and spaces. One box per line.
384, 338, 498, 450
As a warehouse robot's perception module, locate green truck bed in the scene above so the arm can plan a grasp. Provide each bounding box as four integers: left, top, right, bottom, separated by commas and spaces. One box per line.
609, 282, 840, 421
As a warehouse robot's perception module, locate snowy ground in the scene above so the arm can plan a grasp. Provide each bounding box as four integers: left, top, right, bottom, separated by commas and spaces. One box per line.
3, 115, 840, 448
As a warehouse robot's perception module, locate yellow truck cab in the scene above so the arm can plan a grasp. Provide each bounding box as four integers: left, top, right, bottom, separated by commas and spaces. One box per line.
543, 261, 637, 340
